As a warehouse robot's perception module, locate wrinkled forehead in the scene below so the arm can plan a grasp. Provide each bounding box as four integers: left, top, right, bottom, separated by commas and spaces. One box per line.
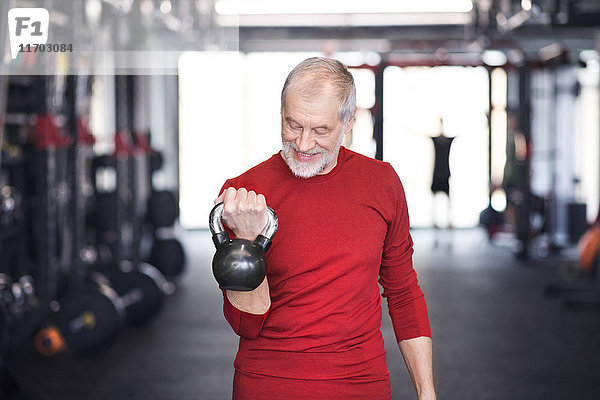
285, 77, 342, 115
285, 82, 339, 114
290, 75, 334, 100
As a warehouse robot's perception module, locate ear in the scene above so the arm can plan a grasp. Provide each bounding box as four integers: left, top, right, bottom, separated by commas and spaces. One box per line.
343, 109, 356, 135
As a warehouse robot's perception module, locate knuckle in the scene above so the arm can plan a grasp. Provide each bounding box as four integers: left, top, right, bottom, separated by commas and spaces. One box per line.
223, 202, 236, 215
236, 192, 248, 204
238, 197, 249, 207
253, 204, 267, 216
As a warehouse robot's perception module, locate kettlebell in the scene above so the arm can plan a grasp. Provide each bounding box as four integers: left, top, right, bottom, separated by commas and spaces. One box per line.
209, 202, 278, 291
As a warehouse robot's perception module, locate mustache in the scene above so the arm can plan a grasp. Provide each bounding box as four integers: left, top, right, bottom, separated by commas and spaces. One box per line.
284, 141, 327, 155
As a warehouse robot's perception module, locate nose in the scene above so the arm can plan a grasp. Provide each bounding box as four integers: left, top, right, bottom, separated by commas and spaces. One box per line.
296, 130, 315, 153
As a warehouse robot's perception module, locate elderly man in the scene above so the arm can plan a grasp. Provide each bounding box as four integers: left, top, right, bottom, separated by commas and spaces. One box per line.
215, 57, 435, 400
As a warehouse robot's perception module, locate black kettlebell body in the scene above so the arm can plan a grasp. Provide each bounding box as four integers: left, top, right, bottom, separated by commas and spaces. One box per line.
212, 239, 266, 291
209, 203, 278, 291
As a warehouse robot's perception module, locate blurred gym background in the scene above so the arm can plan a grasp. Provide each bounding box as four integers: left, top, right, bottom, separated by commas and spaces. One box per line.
1, 0, 599, 399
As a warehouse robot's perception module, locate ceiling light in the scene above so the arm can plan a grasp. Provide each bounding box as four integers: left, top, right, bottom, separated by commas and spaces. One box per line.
482, 50, 507, 66
160, 0, 172, 14
86, 0, 102, 25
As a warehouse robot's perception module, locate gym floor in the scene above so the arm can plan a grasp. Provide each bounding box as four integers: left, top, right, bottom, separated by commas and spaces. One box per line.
7, 229, 600, 400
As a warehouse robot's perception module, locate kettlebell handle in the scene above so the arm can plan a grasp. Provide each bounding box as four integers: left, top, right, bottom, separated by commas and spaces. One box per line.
209, 202, 278, 250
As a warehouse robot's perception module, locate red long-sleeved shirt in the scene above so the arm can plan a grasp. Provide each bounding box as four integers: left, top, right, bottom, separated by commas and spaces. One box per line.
219, 147, 431, 385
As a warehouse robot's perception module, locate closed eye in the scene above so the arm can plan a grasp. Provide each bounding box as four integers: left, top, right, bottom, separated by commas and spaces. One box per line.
286, 118, 302, 130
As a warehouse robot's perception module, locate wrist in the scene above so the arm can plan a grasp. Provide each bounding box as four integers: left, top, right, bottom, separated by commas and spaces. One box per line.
417, 388, 436, 400
227, 291, 270, 314
226, 278, 271, 314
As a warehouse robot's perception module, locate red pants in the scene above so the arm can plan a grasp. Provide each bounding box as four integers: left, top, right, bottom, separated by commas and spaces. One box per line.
233, 370, 392, 400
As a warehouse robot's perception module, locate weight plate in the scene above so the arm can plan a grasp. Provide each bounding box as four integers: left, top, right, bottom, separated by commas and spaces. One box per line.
55, 286, 123, 353
150, 151, 164, 173
149, 238, 185, 277
92, 155, 116, 170
0, 308, 11, 354
110, 267, 164, 325
147, 191, 178, 228
92, 192, 117, 232
34, 325, 66, 356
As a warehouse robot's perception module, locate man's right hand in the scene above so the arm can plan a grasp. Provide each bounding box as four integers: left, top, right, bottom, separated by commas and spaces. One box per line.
215, 187, 271, 315
215, 187, 268, 241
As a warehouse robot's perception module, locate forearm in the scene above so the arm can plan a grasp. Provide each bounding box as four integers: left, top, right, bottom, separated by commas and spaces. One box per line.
226, 277, 271, 314
399, 336, 436, 400
222, 277, 270, 339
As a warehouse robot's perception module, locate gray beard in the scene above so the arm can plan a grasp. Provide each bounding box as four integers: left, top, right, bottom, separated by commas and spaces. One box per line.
281, 131, 345, 179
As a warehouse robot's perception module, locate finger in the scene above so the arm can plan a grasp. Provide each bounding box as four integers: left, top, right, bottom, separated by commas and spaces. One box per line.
247, 190, 257, 205
235, 187, 249, 211
255, 194, 268, 229
215, 191, 226, 204
236, 187, 248, 202
247, 191, 264, 213
257, 194, 267, 208
224, 187, 237, 202
223, 187, 238, 214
